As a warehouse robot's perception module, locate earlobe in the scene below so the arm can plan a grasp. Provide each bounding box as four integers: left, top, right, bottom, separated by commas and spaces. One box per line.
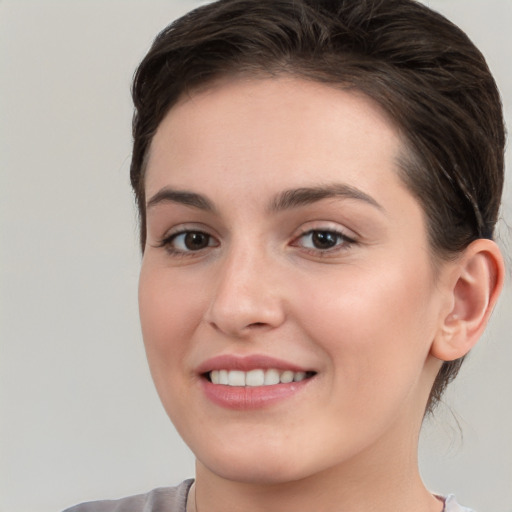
430, 239, 505, 362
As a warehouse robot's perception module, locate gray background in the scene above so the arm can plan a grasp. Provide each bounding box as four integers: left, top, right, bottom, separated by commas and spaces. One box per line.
1, 1, 511, 511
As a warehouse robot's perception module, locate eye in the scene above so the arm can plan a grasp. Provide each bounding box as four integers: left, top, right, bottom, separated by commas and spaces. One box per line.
161, 230, 218, 254
295, 229, 354, 252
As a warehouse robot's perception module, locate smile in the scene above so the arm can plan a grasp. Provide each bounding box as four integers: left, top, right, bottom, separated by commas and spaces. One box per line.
198, 356, 316, 409
208, 369, 313, 386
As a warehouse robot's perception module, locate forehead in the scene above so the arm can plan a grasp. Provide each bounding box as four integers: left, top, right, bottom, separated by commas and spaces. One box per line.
145, 76, 405, 202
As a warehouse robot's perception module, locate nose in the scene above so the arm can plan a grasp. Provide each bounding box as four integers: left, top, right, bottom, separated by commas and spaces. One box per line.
204, 245, 286, 338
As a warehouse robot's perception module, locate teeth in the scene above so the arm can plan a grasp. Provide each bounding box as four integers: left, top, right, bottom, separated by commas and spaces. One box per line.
219, 369, 229, 385
264, 368, 280, 385
280, 370, 294, 383
246, 369, 265, 387
229, 370, 246, 386
208, 369, 310, 386
293, 371, 306, 382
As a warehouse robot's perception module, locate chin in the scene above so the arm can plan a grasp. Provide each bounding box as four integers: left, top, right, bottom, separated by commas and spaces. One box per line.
201, 456, 310, 485
193, 435, 330, 486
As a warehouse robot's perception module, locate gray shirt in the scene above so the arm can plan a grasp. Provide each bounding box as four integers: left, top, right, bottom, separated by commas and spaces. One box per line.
63, 480, 193, 512
63, 480, 474, 512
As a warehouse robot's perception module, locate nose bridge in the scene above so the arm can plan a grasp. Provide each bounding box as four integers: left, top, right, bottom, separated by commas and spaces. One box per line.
206, 238, 285, 336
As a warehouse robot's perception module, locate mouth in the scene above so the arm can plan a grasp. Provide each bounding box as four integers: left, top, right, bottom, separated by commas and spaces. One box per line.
204, 369, 316, 386
197, 355, 317, 409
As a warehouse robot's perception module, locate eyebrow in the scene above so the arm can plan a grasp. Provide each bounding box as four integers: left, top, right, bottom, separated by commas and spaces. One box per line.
146, 188, 215, 212
146, 183, 383, 214
268, 184, 384, 212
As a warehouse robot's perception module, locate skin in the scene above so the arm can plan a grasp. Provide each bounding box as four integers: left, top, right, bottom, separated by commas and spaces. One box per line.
138, 76, 497, 512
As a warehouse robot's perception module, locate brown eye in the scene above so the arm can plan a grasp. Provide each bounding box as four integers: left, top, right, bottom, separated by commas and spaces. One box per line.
300, 230, 342, 250
183, 232, 210, 250
310, 231, 339, 249
166, 231, 217, 252
295, 229, 355, 253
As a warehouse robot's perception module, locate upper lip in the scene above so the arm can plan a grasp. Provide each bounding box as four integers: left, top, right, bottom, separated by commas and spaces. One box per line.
196, 354, 312, 374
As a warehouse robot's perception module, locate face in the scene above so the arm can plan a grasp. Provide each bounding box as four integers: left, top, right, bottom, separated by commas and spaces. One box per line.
139, 76, 448, 484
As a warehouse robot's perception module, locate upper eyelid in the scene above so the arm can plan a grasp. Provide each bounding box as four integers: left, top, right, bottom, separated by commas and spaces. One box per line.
163, 229, 216, 243
294, 229, 355, 245
294, 221, 358, 240
289, 226, 356, 252
159, 223, 218, 240
297, 226, 349, 236
152, 225, 216, 249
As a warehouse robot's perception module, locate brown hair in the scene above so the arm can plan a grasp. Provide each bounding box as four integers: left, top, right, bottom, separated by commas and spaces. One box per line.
130, 0, 505, 413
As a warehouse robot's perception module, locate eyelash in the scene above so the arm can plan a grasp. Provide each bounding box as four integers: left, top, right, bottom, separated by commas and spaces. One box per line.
292, 229, 356, 254
156, 228, 356, 257
157, 230, 218, 257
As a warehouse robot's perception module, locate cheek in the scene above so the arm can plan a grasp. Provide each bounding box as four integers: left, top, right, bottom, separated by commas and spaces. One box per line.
138, 264, 204, 375
137, 263, 213, 425
295, 260, 438, 385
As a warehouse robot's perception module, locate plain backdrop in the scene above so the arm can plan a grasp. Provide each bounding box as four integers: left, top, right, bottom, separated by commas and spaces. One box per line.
1, 1, 511, 511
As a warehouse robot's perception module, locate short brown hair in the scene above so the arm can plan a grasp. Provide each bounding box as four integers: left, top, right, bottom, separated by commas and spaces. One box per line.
130, 0, 505, 413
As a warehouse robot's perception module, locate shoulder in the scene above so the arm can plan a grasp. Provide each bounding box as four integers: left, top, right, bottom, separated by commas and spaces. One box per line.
62, 479, 194, 512
443, 494, 476, 512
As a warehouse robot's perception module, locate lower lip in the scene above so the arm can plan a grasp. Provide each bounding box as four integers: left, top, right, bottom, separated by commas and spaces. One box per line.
200, 377, 312, 410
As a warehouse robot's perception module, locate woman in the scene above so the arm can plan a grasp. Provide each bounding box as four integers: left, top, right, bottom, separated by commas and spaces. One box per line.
66, 0, 505, 510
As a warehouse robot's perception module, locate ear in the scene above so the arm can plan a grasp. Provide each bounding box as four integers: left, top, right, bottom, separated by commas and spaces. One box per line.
430, 239, 505, 362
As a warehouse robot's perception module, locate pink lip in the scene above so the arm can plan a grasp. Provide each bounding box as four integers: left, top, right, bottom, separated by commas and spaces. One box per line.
196, 354, 310, 374
196, 354, 315, 410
